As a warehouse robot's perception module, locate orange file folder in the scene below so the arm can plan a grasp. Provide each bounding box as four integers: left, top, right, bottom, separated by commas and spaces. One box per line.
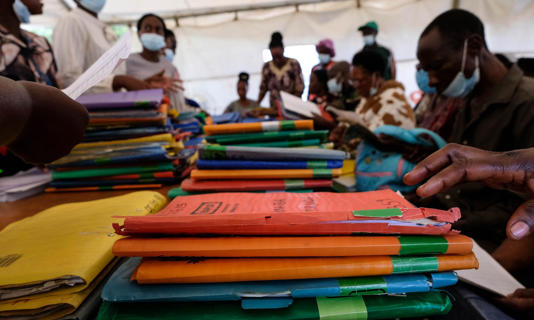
113, 235, 473, 258
133, 254, 479, 284
203, 120, 313, 135
190, 169, 342, 180
115, 190, 461, 236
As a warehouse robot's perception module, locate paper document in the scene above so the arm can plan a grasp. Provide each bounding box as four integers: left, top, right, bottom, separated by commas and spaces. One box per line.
457, 241, 524, 296
281, 91, 321, 118
0, 167, 51, 202
62, 31, 132, 100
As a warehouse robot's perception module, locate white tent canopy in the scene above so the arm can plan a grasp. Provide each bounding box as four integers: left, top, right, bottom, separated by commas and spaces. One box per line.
27, 0, 534, 113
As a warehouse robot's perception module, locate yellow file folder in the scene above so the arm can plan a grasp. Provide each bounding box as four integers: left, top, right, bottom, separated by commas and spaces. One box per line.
0, 191, 166, 309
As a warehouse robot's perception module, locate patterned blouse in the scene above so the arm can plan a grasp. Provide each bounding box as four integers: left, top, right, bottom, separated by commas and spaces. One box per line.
354, 80, 416, 131
259, 58, 304, 108
0, 26, 58, 87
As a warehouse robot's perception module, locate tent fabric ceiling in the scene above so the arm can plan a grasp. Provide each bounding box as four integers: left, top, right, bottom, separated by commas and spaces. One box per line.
27, 0, 534, 114
34, 0, 427, 26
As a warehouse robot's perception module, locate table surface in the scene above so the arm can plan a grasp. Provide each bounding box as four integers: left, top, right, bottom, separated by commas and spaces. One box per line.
0, 185, 175, 231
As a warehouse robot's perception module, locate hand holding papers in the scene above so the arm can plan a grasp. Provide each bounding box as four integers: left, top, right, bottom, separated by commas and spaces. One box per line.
281, 91, 321, 119
62, 31, 132, 100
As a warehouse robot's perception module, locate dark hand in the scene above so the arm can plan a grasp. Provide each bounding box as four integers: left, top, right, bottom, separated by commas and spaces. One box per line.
497, 288, 534, 317
8, 81, 89, 164
403, 144, 534, 240
145, 70, 183, 92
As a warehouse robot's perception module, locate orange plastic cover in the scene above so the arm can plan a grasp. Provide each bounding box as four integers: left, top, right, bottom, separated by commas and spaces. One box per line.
113, 235, 473, 258
115, 190, 461, 236
133, 253, 478, 284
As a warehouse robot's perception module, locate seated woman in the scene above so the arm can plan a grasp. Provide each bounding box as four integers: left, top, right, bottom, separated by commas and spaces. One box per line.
224, 72, 260, 117
125, 13, 191, 113
330, 50, 415, 131
257, 32, 304, 116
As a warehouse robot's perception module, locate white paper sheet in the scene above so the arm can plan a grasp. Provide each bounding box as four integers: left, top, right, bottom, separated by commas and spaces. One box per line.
280, 91, 321, 118
62, 31, 132, 100
457, 241, 525, 296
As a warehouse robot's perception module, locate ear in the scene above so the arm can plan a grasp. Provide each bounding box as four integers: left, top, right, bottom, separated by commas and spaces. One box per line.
467, 34, 484, 56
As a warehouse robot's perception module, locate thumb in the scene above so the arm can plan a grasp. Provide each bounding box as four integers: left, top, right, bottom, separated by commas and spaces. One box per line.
507, 199, 534, 240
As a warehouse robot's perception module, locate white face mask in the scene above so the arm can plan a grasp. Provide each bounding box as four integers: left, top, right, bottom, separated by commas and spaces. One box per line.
327, 78, 342, 94
79, 0, 106, 14
369, 73, 378, 96
363, 35, 375, 46
164, 48, 175, 62
441, 39, 480, 98
318, 53, 331, 65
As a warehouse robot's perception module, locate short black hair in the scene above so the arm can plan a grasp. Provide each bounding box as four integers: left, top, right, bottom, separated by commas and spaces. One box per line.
269, 31, 284, 49
164, 29, 175, 39
238, 72, 249, 84
137, 13, 166, 33
421, 9, 487, 49
164, 28, 176, 50
351, 50, 387, 76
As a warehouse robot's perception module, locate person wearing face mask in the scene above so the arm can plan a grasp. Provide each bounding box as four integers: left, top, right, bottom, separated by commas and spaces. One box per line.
312, 39, 336, 73
358, 21, 396, 80
308, 39, 336, 100
53, 0, 153, 93
0, 0, 63, 177
325, 61, 359, 111
257, 32, 304, 113
163, 29, 177, 62
414, 9, 534, 284
125, 14, 191, 113
329, 50, 414, 131
413, 66, 464, 141
0, 0, 57, 86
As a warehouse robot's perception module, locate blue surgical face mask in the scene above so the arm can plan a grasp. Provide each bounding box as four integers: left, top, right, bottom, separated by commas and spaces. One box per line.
416, 69, 436, 94
318, 53, 331, 65
369, 73, 378, 96
442, 39, 480, 98
164, 48, 175, 62
13, 0, 30, 23
140, 33, 166, 52
327, 78, 342, 94
79, 0, 106, 14
363, 35, 375, 46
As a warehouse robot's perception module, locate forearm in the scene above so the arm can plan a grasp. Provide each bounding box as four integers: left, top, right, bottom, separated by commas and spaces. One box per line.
257, 90, 266, 104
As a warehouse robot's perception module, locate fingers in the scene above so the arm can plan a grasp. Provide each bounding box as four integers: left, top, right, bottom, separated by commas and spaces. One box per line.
404, 143, 488, 186
507, 199, 534, 240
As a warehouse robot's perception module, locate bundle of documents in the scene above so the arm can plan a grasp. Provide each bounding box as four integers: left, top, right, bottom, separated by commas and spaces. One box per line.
0, 192, 167, 320
169, 120, 348, 196
0, 167, 51, 202
47, 90, 183, 192
99, 190, 478, 319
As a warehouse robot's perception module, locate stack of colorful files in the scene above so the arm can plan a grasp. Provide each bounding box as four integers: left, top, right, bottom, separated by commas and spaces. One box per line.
47, 89, 183, 192
0, 191, 167, 320
172, 120, 349, 197
100, 190, 479, 319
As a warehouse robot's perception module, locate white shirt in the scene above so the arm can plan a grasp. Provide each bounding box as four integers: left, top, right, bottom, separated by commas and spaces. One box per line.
53, 7, 125, 93
126, 53, 191, 113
